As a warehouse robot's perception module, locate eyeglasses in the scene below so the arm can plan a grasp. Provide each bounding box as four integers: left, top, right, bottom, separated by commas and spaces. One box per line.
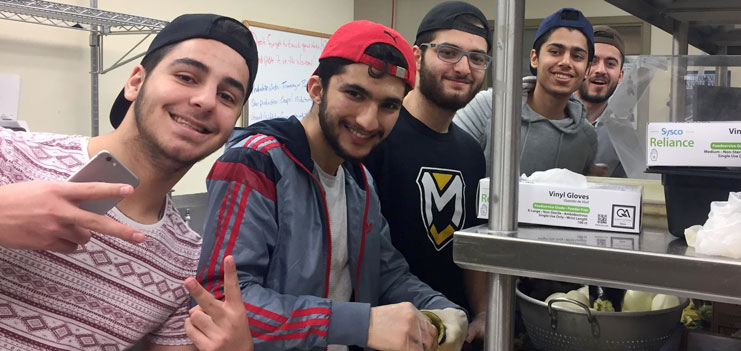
420, 43, 492, 70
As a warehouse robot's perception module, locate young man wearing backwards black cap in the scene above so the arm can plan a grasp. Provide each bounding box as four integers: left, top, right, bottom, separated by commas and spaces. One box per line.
198, 20, 467, 351
0, 14, 257, 350
576, 25, 627, 177
363, 1, 491, 346
455, 8, 598, 177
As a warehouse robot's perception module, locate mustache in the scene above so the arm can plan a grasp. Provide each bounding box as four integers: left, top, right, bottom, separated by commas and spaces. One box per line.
588, 73, 610, 82
442, 74, 473, 84
344, 122, 383, 139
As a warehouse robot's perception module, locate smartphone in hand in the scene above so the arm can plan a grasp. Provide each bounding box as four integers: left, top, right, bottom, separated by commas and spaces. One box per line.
66, 150, 139, 215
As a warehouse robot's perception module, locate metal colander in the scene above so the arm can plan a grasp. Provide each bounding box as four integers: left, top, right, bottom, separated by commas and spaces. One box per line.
516, 281, 688, 351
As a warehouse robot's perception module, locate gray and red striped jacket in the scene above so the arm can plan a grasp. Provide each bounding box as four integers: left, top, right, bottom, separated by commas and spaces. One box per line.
196, 116, 460, 350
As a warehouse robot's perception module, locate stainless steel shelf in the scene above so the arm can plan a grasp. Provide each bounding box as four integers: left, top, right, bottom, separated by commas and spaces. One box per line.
454, 225, 741, 305
606, 0, 741, 55
0, 0, 167, 34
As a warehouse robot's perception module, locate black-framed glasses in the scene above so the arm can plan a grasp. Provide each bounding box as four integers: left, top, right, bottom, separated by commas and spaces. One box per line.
420, 43, 492, 70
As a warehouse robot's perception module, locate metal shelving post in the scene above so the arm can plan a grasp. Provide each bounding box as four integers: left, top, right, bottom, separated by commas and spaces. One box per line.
0, 0, 167, 135
670, 21, 688, 122
482, 0, 524, 350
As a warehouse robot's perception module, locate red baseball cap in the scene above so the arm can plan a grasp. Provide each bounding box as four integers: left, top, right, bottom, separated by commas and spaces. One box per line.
318, 20, 416, 89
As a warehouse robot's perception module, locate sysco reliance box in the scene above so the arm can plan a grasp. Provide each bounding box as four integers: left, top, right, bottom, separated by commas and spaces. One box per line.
647, 122, 741, 167
477, 178, 642, 233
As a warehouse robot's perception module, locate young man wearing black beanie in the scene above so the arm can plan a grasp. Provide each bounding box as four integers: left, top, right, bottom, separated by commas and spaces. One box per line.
365, 1, 492, 347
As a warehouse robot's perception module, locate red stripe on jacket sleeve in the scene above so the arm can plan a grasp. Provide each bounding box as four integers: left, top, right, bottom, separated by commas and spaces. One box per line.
208, 160, 276, 202
243, 303, 331, 324
204, 183, 241, 292
241, 304, 331, 340
250, 328, 328, 341
249, 317, 329, 334
203, 160, 276, 293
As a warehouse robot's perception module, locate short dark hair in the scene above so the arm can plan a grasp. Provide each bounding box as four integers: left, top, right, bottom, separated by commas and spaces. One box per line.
415, 14, 488, 51
316, 43, 411, 95
529, 27, 593, 75
140, 44, 175, 73
140, 18, 255, 101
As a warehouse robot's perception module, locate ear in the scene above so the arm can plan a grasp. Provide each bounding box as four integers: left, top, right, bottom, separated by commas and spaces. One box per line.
123, 65, 146, 102
529, 48, 538, 72
307, 75, 324, 104
618, 69, 625, 84
413, 45, 423, 70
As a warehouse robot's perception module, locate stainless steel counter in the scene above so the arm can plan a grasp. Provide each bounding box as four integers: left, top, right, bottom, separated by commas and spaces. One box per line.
454, 225, 741, 305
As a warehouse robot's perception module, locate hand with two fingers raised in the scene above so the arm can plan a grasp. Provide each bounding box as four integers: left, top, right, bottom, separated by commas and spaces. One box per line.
184, 256, 253, 351
0, 181, 145, 252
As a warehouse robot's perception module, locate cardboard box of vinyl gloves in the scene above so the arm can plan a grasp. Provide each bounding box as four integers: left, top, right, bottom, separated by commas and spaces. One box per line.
477, 178, 642, 233
647, 122, 741, 167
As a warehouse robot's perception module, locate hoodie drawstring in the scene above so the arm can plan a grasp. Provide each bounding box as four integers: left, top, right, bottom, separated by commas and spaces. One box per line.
520, 120, 532, 163
554, 133, 563, 168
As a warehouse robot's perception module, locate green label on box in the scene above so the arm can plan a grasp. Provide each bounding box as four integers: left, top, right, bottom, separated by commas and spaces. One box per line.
711, 142, 741, 150
533, 202, 590, 213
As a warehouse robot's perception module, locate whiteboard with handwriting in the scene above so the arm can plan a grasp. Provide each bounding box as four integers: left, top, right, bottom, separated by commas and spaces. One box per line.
246, 22, 329, 125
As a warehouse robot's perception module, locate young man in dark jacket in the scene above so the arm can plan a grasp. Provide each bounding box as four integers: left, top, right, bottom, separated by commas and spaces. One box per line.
198, 20, 468, 351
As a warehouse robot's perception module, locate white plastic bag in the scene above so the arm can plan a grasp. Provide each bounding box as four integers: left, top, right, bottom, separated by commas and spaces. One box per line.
521, 168, 588, 188
694, 192, 741, 259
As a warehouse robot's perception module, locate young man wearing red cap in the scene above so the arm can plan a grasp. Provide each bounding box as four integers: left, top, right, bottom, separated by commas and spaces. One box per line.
455, 8, 598, 177
576, 25, 627, 177
198, 20, 467, 351
363, 1, 491, 346
0, 14, 257, 351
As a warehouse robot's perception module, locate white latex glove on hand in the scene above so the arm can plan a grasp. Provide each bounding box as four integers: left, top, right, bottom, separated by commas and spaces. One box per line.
422, 308, 468, 351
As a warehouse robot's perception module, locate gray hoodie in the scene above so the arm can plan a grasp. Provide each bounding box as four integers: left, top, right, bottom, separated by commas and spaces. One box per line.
453, 84, 597, 176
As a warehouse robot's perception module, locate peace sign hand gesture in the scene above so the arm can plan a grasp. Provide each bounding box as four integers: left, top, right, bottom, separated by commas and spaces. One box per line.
184, 256, 253, 351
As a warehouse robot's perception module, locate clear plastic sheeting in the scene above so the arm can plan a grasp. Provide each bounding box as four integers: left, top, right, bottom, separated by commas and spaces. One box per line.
598, 55, 741, 179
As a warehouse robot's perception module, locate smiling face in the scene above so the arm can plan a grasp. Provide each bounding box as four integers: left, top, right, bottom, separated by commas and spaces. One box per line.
578, 42, 624, 104
416, 29, 487, 111
531, 27, 590, 98
124, 38, 249, 168
311, 63, 406, 161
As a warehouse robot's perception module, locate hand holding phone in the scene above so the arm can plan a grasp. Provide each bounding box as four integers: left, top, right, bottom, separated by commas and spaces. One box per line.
0, 151, 145, 253
67, 150, 139, 215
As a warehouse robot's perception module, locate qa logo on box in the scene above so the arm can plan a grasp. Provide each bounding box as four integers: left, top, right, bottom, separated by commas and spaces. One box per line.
612, 204, 636, 229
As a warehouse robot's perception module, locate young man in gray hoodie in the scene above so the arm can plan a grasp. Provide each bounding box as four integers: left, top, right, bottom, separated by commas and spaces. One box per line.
454, 8, 597, 177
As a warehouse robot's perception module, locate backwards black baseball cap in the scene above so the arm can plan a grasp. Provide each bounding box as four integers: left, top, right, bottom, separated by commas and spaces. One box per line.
110, 13, 258, 128
530, 8, 594, 75
415, 1, 491, 52
593, 25, 625, 59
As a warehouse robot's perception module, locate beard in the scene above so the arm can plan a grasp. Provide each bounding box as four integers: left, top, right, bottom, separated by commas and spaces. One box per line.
418, 56, 482, 111
578, 77, 618, 104
133, 80, 208, 173
318, 92, 361, 162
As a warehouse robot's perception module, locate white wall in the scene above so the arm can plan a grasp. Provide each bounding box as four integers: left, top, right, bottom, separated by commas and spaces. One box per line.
1, 0, 353, 195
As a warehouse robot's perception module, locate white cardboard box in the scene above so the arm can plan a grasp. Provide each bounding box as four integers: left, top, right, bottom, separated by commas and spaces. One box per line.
646, 122, 741, 167
477, 178, 642, 233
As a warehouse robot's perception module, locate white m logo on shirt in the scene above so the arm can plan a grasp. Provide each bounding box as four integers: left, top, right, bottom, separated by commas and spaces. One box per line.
416, 167, 466, 251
